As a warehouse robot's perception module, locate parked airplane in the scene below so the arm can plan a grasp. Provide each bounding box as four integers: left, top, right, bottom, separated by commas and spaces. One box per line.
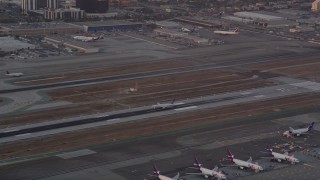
152, 99, 176, 109
263, 146, 299, 164
5, 71, 23, 77
186, 157, 227, 179
73, 35, 103, 42
151, 165, 180, 180
129, 81, 138, 93
283, 122, 315, 137
224, 148, 263, 173
181, 27, 191, 33
214, 28, 239, 35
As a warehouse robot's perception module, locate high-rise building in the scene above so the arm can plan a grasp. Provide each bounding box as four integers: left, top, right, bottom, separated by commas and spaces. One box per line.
47, 0, 58, 8
21, 0, 46, 14
76, 0, 108, 13
44, 7, 84, 20
59, 0, 76, 8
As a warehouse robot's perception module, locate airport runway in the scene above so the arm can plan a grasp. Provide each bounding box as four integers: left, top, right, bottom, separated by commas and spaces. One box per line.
0, 77, 316, 143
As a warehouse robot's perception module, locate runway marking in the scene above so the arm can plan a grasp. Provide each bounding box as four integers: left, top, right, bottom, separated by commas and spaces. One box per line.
254, 95, 265, 98
15, 133, 31, 137
15, 76, 66, 84
303, 163, 316, 168
3, 129, 19, 133
174, 106, 198, 111
56, 149, 96, 159
108, 118, 120, 122
240, 91, 252, 95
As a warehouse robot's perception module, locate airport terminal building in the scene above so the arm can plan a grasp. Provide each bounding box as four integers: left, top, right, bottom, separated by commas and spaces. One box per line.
72, 21, 143, 32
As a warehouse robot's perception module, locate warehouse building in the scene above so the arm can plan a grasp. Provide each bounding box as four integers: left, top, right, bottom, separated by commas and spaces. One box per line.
154, 28, 209, 45
234, 11, 284, 21
0, 22, 81, 36
44, 36, 99, 53
174, 17, 221, 28
71, 21, 143, 32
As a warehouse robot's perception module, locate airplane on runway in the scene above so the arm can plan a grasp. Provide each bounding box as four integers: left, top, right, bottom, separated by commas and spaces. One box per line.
283, 122, 315, 137
5, 71, 23, 77
214, 28, 239, 35
262, 145, 299, 164
186, 157, 227, 179
152, 99, 176, 109
181, 27, 191, 33
151, 164, 180, 180
73, 35, 103, 42
223, 148, 263, 173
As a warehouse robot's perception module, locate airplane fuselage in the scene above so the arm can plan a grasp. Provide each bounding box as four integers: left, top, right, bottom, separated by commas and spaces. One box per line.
214, 31, 239, 35
290, 128, 308, 136
233, 159, 263, 171
199, 167, 226, 179
271, 152, 299, 164
6, 73, 23, 77
158, 175, 176, 180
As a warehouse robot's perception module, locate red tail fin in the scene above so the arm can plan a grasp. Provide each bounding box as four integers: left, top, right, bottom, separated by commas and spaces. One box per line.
226, 148, 234, 161
152, 164, 160, 176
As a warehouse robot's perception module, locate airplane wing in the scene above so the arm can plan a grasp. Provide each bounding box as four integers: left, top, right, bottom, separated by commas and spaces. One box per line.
212, 165, 218, 172
173, 172, 180, 180
247, 157, 252, 163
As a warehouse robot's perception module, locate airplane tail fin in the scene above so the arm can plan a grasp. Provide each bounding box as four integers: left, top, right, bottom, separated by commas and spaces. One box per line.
171, 98, 175, 104
289, 127, 294, 132
6, 71, 9, 74
152, 164, 160, 177
233, 28, 239, 32
193, 156, 202, 168
266, 145, 273, 154
308, 122, 315, 131
226, 148, 234, 161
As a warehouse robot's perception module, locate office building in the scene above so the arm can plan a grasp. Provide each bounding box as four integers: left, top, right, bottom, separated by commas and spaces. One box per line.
47, 0, 59, 8
21, 0, 46, 14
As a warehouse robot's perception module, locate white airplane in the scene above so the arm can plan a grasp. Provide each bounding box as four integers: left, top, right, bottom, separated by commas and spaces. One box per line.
214, 28, 239, 35
5, 71, 23, 77
151, 165, 180, 180
263, 146, 299, 164
225, 148, 263, 173
186, 157, 227, 179
181, 27, 191, 33
73, 35, 103, 42
129, 81, 138, 93
283, 122, 314, 137
152, 99, 176, 109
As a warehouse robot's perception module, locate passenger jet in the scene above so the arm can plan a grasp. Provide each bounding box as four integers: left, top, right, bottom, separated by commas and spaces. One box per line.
214, 28, 239, 35
5, 71, 23, 77
263, 146, 299, 164
151, 165, 180, 180
283, 122, 315, 137
225, 148, 263, 172
187, 157, 227, 179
